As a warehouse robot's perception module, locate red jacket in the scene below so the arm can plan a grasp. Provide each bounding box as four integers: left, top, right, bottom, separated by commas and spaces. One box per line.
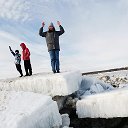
20, 43, 30, 60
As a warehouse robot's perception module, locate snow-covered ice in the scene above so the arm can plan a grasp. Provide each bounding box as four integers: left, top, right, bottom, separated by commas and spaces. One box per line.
77, 76, 114, 98
61, 114, 70, 127
0, 91, 62, 128
76, 75, 128, 118
77, 87, 128, 118
87, 70, 128, 87
0, 71, 82, 97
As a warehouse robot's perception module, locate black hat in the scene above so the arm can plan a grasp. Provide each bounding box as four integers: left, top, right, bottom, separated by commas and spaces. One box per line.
15, 50, 19, 53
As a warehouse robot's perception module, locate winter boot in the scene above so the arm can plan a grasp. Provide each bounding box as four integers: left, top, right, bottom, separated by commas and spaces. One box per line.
24, 74, 29, 77
19, 75, 23, 77
19, 71, 23, 77
53, 70, 56, 73
56, 70, 60, 73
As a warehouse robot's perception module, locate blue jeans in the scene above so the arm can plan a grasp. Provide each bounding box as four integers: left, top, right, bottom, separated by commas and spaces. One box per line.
49, 50, 60, 71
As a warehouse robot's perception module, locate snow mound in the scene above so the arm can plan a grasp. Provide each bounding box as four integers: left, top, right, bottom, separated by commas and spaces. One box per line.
76, 86, 128, 118
77, 76, 114, 98
89, 70, 128, 87
0, 91, 62, 128
0, 71, 82, 97
61, 114, 70, 127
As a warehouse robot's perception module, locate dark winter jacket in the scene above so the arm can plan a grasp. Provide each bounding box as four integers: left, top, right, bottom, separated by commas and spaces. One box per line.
10, 50, 21, 65
20, 43, 30, 60
39, 25, 65, 51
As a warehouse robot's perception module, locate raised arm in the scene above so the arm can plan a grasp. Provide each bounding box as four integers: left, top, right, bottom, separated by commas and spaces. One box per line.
9, 46, 15, 56
39, 22, 47, 37
57, 21, 65, 36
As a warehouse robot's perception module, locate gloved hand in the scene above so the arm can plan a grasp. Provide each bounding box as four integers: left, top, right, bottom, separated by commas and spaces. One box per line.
42, 22, 45, 27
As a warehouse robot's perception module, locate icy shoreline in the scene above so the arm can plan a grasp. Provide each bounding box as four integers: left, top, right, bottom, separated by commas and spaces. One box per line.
0, 71, 82, 97
0, 91, 62, 128
0, 70, 128, 128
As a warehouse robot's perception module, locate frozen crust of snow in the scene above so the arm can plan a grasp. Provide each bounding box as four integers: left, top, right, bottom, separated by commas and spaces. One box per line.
87, 70, 128, 87
76, 87, 128, 118
77, 76, 114, 98
0, 71, 82, 96
61, 114, 70, 127
0, 91, 62, 128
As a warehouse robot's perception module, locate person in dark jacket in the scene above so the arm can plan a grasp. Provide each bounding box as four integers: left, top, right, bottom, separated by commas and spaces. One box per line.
9, 46, 23, 77
20, 43, 32, 76
39, 21, 65, 73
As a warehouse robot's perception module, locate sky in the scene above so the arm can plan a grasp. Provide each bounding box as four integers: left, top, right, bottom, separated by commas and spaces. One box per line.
0, 0, 128, 79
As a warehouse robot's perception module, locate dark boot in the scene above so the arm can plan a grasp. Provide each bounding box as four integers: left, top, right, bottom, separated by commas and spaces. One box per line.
19, 75, 23, 77
24, 74, 29, 77
29, 70, 32, 76
19, 70, 23, 77
56, 70, 60, 73
53, 70, 56, 73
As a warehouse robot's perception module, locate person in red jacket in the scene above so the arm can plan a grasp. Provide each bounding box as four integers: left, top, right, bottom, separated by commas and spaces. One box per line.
20, 43, 32, 76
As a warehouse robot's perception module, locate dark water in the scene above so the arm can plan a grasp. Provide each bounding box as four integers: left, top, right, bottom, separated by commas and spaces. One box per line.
60, 108, 128, 128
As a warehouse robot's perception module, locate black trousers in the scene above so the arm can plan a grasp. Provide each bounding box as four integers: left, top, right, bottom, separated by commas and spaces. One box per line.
24, 60, 32, 75
15, 64, 23, 76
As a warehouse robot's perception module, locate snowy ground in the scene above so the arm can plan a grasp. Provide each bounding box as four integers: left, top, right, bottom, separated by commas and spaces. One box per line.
77, 76, 114, 98
0, 91, 62, 128
76, 70, 128, 118
0, 70, 81, 128
1, 69, 128, 127
77, 86, 128, 118
87, 70, 128, 87
0, 71, 82, 97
